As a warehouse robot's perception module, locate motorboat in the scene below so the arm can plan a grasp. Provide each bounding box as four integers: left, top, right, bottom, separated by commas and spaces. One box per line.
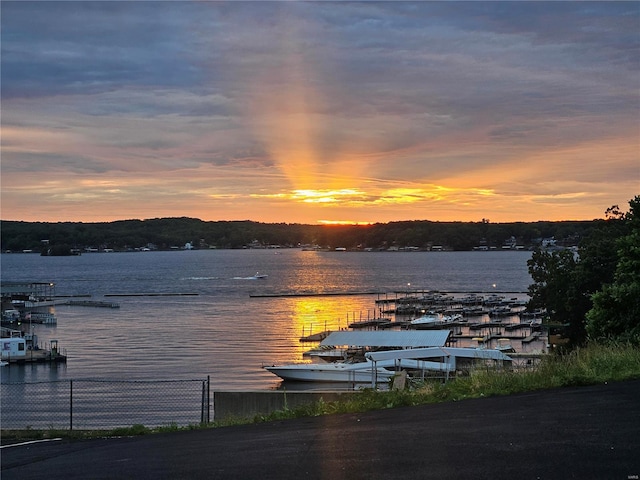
266, 330, 457, 384
302, 345, 348, 362
266, 354, 456, 385
264, 360, 396, 384
234, 272, 268, 280
410, 313, 440, 325
265, 343, 512, 384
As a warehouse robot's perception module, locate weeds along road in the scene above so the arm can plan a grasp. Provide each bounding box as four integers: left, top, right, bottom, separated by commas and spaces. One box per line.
2, 379, 639, 480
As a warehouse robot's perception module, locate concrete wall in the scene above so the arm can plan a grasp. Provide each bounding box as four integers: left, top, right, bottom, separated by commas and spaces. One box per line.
213, 390, 356, 422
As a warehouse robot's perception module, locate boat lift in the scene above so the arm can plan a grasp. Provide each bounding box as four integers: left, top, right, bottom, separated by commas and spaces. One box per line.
365, 346, 512, 387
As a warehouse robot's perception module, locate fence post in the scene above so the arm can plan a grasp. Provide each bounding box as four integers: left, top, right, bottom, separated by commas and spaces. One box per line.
69, 379, 73, 431
207, 375, 211, 424
200, 381, 206, 424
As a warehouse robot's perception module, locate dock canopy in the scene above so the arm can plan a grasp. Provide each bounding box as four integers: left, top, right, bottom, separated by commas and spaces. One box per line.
365, 346, 512, 374
319, 330, 450, 348
365, 346, 512, 363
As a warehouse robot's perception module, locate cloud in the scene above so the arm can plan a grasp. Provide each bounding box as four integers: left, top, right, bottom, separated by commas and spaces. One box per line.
1, 1, 638, 223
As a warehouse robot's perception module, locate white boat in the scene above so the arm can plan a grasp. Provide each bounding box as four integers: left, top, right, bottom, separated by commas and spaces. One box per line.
266, 336, 513, 385
266, 330, 456, 384
234, 272, 268, 280
494, 339, 516, 353
264, 360, 396, 383
410, 313, 462, 327
1, 309, 21, 323
410, 314, 440, 325
302, 345, 348, 361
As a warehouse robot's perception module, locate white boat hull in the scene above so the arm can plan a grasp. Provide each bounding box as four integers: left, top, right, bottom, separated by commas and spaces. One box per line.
264, 363, 396, 383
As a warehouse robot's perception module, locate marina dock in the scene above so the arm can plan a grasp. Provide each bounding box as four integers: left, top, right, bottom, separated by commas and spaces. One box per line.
1, 330, 67, 365
104, 292, 199, 297
299, 330, 332, 342
62, 300, 120, 308
293, 289, 549, 355
2, 348, 67, 364
251, 291, 382, 298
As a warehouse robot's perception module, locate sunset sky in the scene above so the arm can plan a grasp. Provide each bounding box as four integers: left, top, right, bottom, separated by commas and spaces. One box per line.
1, 1, 638, 225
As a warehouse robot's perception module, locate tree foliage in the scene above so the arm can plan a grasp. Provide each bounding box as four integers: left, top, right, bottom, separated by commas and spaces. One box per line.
586, 196, 640, 344
527, 248, 595, 345
527, 196, 640, 347
1, 218, 605, 253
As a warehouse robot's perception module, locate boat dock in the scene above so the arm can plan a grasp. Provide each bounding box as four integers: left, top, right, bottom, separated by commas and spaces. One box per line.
1, 331, 67, 365
61, 300, 120, 308
2, 348, 67, 364
349, 318, 393, 329
291, 288, 549, 355
251, 291, 383, 298
104, 292, 199, 297
300, 330, 332, 342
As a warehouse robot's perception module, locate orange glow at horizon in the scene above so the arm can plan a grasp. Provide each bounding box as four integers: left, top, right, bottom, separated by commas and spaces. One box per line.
252, 185, 497, 208
318, 220, 373, 226
291, 189, 365, 204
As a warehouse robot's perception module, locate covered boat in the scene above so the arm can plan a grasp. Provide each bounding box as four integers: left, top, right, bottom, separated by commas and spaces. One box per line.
266, 330, 454, 384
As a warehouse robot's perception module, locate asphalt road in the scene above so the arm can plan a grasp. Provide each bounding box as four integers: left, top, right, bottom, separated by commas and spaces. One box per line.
2, 380, 639, 480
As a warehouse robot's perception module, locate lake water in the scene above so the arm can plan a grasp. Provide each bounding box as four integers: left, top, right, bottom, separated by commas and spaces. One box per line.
1, 249, 533, 390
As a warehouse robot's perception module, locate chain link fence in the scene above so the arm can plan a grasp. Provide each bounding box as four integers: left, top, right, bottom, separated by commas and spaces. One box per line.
1, 378, 210, 430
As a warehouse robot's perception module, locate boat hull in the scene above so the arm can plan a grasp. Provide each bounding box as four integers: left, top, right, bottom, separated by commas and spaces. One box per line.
264, 363, 395, 383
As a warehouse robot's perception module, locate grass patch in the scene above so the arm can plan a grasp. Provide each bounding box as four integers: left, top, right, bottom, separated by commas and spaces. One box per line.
1, 422, 204, 443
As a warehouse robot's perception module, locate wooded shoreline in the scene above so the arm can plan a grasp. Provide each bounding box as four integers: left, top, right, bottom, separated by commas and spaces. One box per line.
1, 217, 604, 253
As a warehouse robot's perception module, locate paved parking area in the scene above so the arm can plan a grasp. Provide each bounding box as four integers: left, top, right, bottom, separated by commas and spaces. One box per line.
2, 380, 639, 479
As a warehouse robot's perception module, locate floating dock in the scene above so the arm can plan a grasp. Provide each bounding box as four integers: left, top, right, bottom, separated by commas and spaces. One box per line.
2, 349, 67, 364
62, 300, 120, 308
1, 331, 67, 365
299, 331, 332, 342
349, 318, 393, 329
251, 291, 382, 298
104, 292, 199, 297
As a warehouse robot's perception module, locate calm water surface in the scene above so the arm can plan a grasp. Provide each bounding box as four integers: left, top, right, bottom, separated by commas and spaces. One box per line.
1, 249, 532, 390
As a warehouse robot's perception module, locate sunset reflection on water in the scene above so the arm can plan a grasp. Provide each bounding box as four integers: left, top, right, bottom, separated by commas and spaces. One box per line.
281, 295, 384, 361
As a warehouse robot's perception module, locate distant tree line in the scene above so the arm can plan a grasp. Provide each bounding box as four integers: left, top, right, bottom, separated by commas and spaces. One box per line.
527, 195, 640, 347
0, 216, 612, 253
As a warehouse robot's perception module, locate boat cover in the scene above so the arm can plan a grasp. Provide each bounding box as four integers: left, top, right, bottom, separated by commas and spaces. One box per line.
319, 330, 451, 348
365, 346, 512, 362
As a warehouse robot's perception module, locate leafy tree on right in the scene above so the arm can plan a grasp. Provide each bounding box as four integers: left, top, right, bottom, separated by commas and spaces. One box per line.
586, 196, 640, 344
528, 195, 639, 347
